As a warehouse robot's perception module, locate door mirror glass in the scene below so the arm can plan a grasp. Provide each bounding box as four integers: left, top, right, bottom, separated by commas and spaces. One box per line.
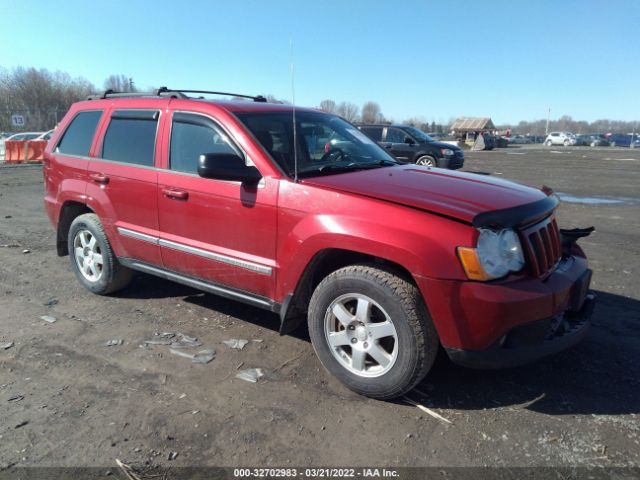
198, 152, 262, 185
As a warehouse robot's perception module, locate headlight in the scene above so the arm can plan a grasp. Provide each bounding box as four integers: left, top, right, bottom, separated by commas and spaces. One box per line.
441, 148, 454, 156
457, 229, 525, 280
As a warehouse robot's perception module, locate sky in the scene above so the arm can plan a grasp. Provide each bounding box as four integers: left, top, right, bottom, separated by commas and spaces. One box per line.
2, 0, 638, 124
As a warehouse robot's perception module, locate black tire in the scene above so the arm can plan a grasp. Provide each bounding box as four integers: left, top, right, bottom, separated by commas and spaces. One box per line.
415, 155, 437, 167
68, 213, 132, 295
308, 264, 438, 399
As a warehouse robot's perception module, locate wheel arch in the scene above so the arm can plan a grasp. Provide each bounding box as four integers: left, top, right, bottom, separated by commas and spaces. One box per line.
279, 248, 416, 335
56, 201, 95, 256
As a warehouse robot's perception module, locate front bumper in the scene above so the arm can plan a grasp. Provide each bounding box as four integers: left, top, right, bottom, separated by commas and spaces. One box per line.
445, 290, 595, 368
416, 255, 595, 367
438, 152, 465, 170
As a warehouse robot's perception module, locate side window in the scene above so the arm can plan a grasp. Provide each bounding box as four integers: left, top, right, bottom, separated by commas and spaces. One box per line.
101, 110, 159, 166
386, 128, 407, 143
170, 113, 239, 174
55, 110, 103, 156
360, 127, 383, 141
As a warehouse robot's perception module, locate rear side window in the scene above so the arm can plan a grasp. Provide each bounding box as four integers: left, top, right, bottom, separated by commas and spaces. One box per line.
385, 128, 407, 143
101, 110, 159, 166
56, 110, 103, 156
360, 127, 383, 141
170, 113, 240, 174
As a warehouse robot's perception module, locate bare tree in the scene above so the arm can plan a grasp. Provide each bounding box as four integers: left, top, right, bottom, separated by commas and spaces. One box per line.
319, 99, 337, 113
266, 94, 289, 104
104, 74, 136, 92
0, 66, 95, 131
337, 102, 360, 123
361, 101, 382, 123
402, 116, 430, 132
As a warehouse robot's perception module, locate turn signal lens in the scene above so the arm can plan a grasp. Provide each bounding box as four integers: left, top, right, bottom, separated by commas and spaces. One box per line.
457, 247, 492, 281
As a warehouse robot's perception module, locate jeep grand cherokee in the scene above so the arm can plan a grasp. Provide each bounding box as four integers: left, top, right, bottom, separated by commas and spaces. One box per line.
43, 88, 595, 399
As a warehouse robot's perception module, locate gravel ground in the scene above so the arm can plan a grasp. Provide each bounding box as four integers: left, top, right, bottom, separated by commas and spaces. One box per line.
0, 145, 639, 470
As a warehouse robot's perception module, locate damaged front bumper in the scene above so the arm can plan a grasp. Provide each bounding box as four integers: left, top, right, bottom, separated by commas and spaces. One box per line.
445, 270, 595, 369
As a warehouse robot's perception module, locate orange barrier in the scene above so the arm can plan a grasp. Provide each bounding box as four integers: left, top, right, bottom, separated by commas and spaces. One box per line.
4, 140, 47, 164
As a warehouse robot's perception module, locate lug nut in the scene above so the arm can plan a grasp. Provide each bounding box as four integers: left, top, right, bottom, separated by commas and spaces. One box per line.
363, 342, 369, 348
348, 325, 355, 330
351, 338, 357, 344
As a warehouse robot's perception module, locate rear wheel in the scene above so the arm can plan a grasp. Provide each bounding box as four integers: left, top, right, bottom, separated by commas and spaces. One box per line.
545, 140, 553, 146
415, 155, 436, 167
68, 213, 132, 295
308, 265, 438, 399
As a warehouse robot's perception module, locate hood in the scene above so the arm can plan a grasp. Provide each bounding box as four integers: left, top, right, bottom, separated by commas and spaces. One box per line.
303, 165, 550, 225
427, 140, 462, 150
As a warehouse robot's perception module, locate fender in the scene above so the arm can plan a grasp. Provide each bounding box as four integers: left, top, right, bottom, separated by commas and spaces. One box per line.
275, 207, 475, 303
83, 181, 123, 254
48, 188, 89, 228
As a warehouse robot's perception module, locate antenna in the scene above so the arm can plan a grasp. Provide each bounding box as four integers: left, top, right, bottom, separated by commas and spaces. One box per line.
290, 37, 298, 182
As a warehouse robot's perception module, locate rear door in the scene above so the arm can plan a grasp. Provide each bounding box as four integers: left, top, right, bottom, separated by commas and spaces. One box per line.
156, 110, 277, 298
86, 104, 166, 265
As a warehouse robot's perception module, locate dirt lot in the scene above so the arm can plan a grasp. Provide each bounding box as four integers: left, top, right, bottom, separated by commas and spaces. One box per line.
1, 145, 639, 471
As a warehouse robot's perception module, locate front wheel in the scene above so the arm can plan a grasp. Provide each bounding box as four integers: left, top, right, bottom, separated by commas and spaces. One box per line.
308, 265, 438, 399
68, 213, 132, 295
545, 140, 553, 146
415, 155, 436, 167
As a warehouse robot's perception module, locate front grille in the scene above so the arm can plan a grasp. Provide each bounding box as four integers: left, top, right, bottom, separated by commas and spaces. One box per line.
520, 216, 562, 277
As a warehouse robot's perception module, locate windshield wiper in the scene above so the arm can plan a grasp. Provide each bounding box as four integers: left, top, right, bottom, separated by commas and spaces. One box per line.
297, 160, 397, 178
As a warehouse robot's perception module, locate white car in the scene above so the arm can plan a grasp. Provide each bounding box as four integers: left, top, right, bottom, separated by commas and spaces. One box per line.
5, 132, 44, 141
0, 131, 53, 162
545, 132, 576, 146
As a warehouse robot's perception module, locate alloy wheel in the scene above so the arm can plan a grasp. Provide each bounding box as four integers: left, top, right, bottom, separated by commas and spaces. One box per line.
73, 229, 104, 282
324, 293, 399, 378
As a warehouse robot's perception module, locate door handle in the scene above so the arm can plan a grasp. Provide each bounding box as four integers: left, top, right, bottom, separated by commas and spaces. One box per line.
89, 173, 109, 184
162, 188, 189, 200
384, 144, 393, 149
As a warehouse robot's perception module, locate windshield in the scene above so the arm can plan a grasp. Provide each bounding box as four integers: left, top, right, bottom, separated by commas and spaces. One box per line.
404, 126, 434, 143
236, 111, 397, 178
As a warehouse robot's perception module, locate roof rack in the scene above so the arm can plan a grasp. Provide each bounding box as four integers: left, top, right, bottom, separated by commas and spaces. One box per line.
157, 88, 267, 102
87, 87, 267, 102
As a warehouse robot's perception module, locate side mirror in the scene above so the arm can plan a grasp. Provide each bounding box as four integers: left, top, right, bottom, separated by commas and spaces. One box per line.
198, 153, 262, 185
404, 136, 415, 145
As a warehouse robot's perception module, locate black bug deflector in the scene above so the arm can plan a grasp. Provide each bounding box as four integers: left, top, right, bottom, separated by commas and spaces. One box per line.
473, 195, 559, 230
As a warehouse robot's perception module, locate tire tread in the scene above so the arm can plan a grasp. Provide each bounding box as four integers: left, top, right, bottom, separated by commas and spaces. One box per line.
309, 264, 438, 399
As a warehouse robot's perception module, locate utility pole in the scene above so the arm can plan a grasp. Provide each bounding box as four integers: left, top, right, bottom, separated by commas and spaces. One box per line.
128, 77, 134, 92
545, 107, 551, 136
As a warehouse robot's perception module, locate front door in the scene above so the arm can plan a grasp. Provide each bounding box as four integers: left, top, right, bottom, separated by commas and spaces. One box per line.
157, 111, 277, 298
384, 127, 416, 163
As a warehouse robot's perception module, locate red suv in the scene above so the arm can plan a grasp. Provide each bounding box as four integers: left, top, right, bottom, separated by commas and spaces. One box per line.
43, 88, 595, 399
